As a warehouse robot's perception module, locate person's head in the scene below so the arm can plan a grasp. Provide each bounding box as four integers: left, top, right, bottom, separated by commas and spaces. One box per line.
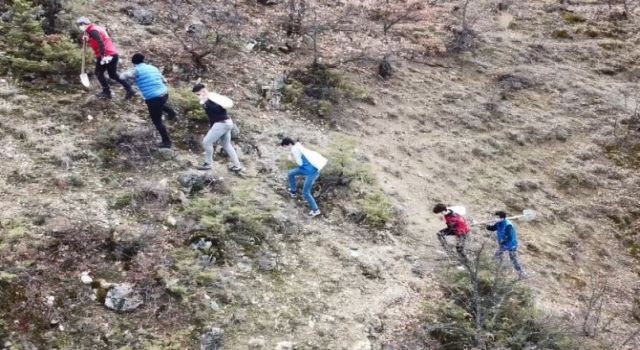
433, 203, 448, 215
76, 17, 91, 31
494, 210, 507, 221
131, 53, 145, 65
280, 137, 295, 149
192, 83, 208, 100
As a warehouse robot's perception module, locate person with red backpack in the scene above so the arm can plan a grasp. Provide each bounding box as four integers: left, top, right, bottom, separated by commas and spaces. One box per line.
76, 17, 135, 100
433, 203, 471, 259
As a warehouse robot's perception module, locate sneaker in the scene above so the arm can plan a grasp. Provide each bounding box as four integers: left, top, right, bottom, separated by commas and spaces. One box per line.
96, 91, 112, 99
229, 165, 243, 172
309, 209, 321, 217
196, 163, 212, 171
517, 271, 528, 280
124, 90, 136, 100
289, 192, 297, 199
157, 143, 172, 149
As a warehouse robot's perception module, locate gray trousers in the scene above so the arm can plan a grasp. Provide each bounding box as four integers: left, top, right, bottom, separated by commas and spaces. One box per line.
203, 119, 241, 167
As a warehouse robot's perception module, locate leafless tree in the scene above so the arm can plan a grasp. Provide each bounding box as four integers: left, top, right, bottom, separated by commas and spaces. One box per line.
161, 0, 244, 73
371, 0, 433, 35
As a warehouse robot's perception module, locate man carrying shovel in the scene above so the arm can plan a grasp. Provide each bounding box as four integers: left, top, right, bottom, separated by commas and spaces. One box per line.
120, 53, 177, 149
485, 210, 526, 279
76, 17, 135, 99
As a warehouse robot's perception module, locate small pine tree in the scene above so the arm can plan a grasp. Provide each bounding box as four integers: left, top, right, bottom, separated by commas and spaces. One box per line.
0, 0, 80, 79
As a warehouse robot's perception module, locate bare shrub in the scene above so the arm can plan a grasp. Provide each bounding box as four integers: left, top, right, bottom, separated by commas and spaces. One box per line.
446, 0, 479, 53
157, 0, 245, 76
426, 244, 576, 349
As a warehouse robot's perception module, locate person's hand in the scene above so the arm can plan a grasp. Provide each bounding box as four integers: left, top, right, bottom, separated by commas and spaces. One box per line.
82, 33, 88, 42
100, 56, 113, 65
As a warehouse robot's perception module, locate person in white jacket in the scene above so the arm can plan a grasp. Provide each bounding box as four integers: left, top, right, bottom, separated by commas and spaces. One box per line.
281, 137, 328, 217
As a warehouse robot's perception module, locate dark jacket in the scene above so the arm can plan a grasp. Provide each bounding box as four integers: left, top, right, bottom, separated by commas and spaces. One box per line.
203, 99, 228, 127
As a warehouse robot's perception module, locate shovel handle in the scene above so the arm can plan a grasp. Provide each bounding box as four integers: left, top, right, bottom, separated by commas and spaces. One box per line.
471, 214, 526, 227
81, 38, 86, 73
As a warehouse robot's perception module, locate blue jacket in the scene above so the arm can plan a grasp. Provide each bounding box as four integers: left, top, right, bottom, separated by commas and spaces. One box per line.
487, 219, 518, 251
134, 63, 167, 100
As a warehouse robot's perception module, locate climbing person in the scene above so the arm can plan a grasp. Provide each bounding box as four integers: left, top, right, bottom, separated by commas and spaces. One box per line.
281, 137, 327, 217
120, 53, 177, 149
192, 83, 242, 172
485, 211, 526, 279
76, 17, 135, 99
433, 203, 471, 259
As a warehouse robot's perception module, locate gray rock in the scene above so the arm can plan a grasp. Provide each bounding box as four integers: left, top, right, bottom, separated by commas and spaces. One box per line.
177, 170, 217, 191
248, 337, 265, 349
411, 261, 427, 278
156, 148, 175, 160
257, 251, 277, 271
131, 8, 154, 25
232, 309, 248, 324
201, 327, 224, 350
47, 216, 73, 236
104, 283, 143, 312
514, 180, 539, 192
276, 341, 294, 350
257, 0, 280, 5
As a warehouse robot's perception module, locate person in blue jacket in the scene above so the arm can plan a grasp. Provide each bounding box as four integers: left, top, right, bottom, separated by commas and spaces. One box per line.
486, 211, 526, 279
121, 53, 177, 148
281, 137, 328, 217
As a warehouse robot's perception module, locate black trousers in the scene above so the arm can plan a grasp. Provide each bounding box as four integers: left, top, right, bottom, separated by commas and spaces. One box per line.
94, 55, 133, 93
145, 94, 176, 146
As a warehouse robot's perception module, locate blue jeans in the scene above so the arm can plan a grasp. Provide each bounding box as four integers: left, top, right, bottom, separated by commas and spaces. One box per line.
495, 248, 523, 273
288, 168, 320, 211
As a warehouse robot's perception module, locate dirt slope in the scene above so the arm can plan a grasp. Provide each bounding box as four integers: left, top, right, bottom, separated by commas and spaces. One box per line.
1, 0, 640, 349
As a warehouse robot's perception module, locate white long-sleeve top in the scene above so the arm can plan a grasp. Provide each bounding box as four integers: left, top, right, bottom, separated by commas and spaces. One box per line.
291, 142, 328, 171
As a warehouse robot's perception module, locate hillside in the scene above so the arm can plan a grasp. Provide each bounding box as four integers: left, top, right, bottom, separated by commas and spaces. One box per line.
1, 0, 639, 349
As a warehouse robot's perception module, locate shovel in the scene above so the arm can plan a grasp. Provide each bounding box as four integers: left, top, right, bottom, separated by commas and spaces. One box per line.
471, 209, 537, 226
80, 38, 90, 88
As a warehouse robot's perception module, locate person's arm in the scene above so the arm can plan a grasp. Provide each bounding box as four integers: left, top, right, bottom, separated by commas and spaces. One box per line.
120, 69, 136, 83
89, 30, 105, 58
291, 145, 303, 166
486, 223, 497, 231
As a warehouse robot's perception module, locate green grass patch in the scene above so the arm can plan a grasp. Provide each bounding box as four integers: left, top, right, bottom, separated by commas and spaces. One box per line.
563, 13, 586, 24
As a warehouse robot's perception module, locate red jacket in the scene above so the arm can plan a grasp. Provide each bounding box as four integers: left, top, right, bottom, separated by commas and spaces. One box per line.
85, 24, 118, 58
444, 212, 471, 236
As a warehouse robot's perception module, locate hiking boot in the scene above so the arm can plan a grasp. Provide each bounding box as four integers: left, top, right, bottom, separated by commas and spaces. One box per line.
196, 163, 212, 171
96, 90, 112, 99
229, 165, 243, 173
309, 209, 321, 217
166, 110, 178, 121
124, 90, 136, 100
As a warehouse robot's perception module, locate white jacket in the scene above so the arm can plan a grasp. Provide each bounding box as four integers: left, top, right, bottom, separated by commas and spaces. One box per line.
291, 143, 328, 171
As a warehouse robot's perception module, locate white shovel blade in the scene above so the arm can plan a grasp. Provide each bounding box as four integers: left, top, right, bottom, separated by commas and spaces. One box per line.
80, 73, 90, 88
522, 209, 536, 221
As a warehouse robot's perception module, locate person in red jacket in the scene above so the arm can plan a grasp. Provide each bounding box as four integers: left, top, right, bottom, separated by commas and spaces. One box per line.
433, 203, 471, 259
76, 17, 134, 99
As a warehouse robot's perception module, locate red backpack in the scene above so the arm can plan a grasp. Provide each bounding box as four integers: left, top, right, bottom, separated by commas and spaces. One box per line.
445, 213, 471, 236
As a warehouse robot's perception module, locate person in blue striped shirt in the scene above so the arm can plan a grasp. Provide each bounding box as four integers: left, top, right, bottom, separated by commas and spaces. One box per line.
121, 53, 177, 149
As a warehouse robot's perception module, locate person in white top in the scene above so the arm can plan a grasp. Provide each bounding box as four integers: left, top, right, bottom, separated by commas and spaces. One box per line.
280, 137, 328, 217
